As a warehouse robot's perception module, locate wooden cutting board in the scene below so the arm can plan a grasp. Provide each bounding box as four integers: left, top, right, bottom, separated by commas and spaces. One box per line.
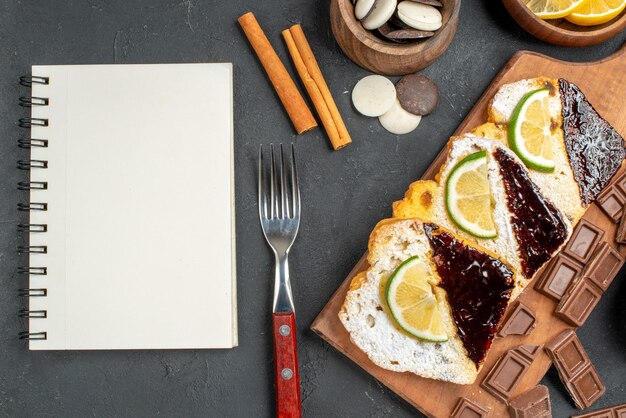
311, 45, 626, 418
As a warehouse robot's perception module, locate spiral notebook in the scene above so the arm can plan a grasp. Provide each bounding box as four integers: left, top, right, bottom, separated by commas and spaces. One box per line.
18, 64, 237, 350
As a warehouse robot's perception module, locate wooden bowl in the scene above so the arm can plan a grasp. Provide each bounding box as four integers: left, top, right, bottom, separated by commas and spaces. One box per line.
503, 0, 626, 47
330, 0, 461, 75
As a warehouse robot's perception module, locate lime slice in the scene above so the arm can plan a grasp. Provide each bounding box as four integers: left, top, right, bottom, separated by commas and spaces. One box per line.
508, 88, 556, 173
385, 256, 448, 342
525, 0, 589, 19
445, 151, 497, 239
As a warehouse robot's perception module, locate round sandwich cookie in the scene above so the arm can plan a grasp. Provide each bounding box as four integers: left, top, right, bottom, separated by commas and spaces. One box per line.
379, 99, 422, 134
352, 75, 397, 117
396, 73, 439, 116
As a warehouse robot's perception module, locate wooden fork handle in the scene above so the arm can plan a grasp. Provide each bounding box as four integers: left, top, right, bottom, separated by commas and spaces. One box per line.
272, 312, 302, 418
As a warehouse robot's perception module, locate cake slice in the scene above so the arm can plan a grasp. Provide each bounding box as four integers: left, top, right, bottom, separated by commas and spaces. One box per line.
339, 218, 516, 384
487, 77, 626, 224
393, 135, 572, 297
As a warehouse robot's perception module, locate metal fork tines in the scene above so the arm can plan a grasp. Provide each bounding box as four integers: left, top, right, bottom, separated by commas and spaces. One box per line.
258, 143, 301, 313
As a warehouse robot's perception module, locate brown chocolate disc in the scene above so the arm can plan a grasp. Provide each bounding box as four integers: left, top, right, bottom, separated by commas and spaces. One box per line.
408, 0, 443, 7
378, 22, 398, 36
389, 15, 413, 29
396, 73, 439, 116
379, 27, 434, 42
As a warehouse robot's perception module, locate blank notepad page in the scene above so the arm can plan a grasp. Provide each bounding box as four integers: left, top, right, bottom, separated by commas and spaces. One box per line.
27, 64, 236, 349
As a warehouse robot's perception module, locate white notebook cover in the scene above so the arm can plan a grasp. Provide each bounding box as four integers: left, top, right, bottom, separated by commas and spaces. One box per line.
26, 63, 237, 349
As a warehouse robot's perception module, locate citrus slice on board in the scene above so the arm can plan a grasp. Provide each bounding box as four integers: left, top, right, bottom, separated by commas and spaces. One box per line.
525, 0, 589, 19
508, 88, 556, 173
385, 256, 448, 342
565, 0, 626, 25
445, 151, 497, 239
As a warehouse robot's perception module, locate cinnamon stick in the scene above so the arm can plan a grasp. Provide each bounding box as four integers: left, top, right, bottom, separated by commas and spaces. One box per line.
238, 13, 317, 134
282, 30, 339, 145
283, 24, 351, 150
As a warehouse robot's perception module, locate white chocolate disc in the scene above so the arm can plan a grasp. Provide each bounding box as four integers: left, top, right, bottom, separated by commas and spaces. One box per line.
362, 0, 398, 30
352, 75, 397, 117
354, 0, 376, 20
379, 99, 422, 134
397, 2, 442, 31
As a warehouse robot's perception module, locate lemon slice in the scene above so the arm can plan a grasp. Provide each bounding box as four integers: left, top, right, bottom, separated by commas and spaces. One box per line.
565, 0, 626, 25
525, 0, 589, 18
445, 151, 497, 239
385, 256, 447, 342
508, 88, 556, 173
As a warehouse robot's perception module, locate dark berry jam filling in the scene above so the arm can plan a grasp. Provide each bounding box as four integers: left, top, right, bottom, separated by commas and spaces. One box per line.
493, 148, 569, 278
559, 79, 625, 206
424, 223, 515, 367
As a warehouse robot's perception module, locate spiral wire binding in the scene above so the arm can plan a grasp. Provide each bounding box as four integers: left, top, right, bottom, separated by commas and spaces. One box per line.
19, 97, 49, 107
18, 138, 48, 149
18, 332, 47, 340
19, 117, 48, 128
17, 266, 47, 275
18, 159, 48, 170
19, 76, 49, 87
17, 203, 47, 211
18, 288, 47, 297
17, 181, 47, 190
18, 75, 49, 340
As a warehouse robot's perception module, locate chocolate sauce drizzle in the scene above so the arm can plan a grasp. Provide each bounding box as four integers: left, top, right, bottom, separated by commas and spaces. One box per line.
424, 223, 514, 367
494, 148, 568, 278
559, 79, 625, 206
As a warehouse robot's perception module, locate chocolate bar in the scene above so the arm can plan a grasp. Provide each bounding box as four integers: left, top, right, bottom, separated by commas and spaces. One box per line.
508, 384, 551, 418
545, 330, 605, 409
481, 349, 532, 402
450, 397, 489, 418
616, 209, 626, 244
581, 242, 624, 291
535, 254, 582, 301
498, 301, 536, 337
562, 219, 605, 264
596, 186, 626, 222
555, 277, 602, 327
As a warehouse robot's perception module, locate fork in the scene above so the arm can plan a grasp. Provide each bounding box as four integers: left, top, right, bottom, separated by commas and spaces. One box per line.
258, 143, 302, 418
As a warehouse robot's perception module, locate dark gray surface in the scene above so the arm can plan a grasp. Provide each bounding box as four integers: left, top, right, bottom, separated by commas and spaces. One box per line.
0, 1, 624, 417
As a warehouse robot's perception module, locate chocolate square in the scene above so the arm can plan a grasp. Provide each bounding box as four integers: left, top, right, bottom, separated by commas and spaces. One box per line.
617, 210, 626, 244
615, 404, 626, 418
597, 187, 626, 222
498, 301, 536, 337
563, 219, 605, 264
568, 364, 605, 409
555, 278, 602, 327
546, 330, 605, 410
545, 330, 589, 380
613, 171, 626, 196
508, 385, 551, 418
582, 242, 624, 291
481, 350, 530, 402
450, 397, 489, 418
572, 410, 614, 418
515, 344, 542, 362
535, 254, 582, 301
